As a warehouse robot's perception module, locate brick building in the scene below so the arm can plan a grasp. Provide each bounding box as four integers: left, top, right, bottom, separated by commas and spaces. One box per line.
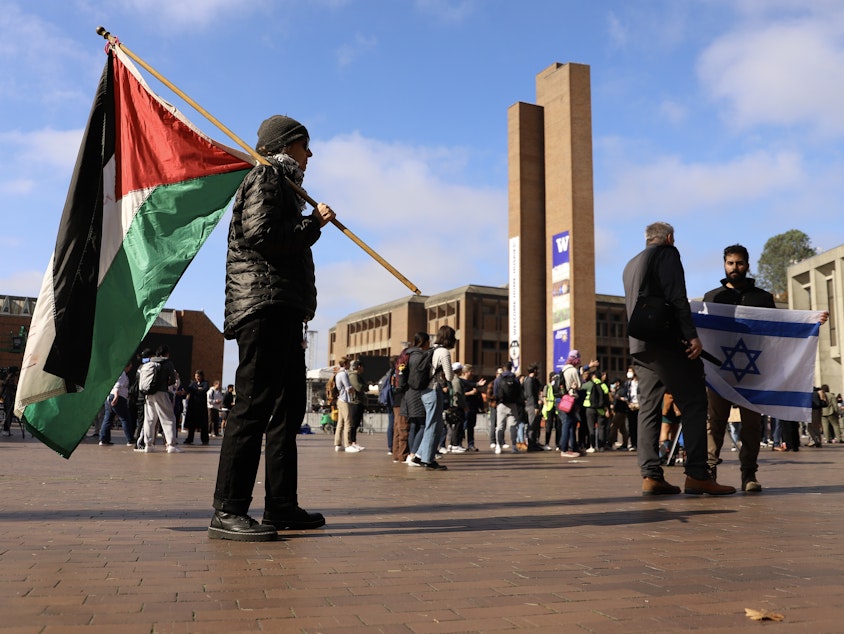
329, 285, 510, 379
143, 308, 225, 386
0, 296, 33, 374
0, 294, 223, 392
327, 285, 629, 381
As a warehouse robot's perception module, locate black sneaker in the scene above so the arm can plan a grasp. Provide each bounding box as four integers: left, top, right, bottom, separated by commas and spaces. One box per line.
208, 511, 278, 541
262, 506, 326, 530
423, 461, 448, 471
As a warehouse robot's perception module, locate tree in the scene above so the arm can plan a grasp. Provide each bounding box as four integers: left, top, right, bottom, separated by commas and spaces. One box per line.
756, 229, 816, 301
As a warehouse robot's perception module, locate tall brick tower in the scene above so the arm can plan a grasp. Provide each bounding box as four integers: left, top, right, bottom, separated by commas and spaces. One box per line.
507, 62, 596, 376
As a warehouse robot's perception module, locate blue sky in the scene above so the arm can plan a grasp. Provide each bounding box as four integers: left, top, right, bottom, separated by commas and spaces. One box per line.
2, 0, 844, 384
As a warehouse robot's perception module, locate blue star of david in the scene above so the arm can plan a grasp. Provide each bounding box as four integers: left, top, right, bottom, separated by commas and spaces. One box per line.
720, 338, 762, 382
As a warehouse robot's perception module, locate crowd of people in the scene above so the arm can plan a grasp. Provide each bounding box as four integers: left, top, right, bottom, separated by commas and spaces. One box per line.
6, 108, 837, 543
311, 224, 835, 502
92, 346, 233, 455
322, 342, 843, 475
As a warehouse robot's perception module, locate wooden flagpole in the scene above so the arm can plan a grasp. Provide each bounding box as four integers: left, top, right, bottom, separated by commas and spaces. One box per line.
96, 26, 421, 296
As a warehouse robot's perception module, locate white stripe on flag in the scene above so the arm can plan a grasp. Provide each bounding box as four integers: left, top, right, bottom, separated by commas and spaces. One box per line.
99, 155, 152, 286
691, 301, 823, 421
14, 255, 69, 415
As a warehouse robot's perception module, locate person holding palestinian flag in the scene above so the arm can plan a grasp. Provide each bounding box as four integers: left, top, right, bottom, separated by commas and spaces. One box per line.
209, 115, 335, 542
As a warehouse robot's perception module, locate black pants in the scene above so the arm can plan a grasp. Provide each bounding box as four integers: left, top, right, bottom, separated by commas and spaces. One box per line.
781, 420, 801, 450
348, 402, 363, 443
526, 407, 542, 447
185, 403, 209, 444
465, 408, 478, 448
544, 410, 561, 446
213, 312, 305, 516
633, 348, 709, 481
626, 409, 639, 448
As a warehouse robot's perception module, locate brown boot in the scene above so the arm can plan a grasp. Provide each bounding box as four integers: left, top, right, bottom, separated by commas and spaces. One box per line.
684, 475, 737, 495
642, 477, 681, 496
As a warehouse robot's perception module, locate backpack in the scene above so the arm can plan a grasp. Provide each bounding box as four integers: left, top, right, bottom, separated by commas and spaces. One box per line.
326, 375, 339, 403
138, 359, 162, 396
550, 373, 562, 398
588, 379, 606, 409
378, 369, 394, 406
498, 373, 523, 403
407, 348, 434, 390
394, 348, 413, 393
444, 406, 463, 426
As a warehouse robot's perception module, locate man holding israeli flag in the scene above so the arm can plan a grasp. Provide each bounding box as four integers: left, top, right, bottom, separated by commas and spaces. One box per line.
694, 244, 827, 492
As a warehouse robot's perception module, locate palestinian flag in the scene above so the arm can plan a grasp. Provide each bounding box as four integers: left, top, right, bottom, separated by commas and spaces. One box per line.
15, 45, 254, 458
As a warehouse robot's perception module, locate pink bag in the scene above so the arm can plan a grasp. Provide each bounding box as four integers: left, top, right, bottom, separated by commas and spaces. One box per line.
557, 393, 576, 413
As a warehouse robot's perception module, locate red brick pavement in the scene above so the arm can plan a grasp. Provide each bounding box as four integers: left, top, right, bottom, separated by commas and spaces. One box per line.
1, 430, 844, 633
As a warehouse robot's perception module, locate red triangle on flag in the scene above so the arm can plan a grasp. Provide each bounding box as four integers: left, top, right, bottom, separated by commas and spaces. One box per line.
113, 55, 253, 199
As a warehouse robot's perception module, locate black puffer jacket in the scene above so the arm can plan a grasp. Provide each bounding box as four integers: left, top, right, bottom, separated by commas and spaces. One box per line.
224, 160, 322, 338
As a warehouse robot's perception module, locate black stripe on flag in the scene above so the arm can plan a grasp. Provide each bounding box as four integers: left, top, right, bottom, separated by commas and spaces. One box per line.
44, 54, 116, 388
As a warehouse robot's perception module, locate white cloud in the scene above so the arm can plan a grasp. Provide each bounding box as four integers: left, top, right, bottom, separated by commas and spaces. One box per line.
114, 0, 259, 29
0, 4, 98, 105
336, 33, 377, 68
606, 11, 628, 49
0, 128, 83, 169
0, 178, 34, 195
732, 0, 844, 20
414, 0, 476, 24
598, 149, 806, 219
698, 14, 844, 135
599, 3, 692, 55
0, 128, 83, 196
0, 269, 43, 297
658, 99, 687, 126
309, 133, 503, 242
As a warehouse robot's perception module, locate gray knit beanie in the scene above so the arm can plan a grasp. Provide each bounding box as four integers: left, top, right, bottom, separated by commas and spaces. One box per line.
255, 115, 309, 156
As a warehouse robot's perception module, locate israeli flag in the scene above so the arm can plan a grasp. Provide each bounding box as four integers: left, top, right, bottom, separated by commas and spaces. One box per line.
690, 301, 824, 422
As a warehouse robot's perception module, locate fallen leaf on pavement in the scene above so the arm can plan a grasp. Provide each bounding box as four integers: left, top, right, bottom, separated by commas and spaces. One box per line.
745, 608, 785, 622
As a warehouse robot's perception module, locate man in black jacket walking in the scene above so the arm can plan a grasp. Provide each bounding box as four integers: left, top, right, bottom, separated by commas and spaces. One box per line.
623, 222, 735, 497
703, 245, 776, 492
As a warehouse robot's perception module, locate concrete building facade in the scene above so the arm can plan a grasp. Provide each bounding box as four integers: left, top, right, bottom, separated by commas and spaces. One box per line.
507, 62, 596, 376
788, 244, 844, 394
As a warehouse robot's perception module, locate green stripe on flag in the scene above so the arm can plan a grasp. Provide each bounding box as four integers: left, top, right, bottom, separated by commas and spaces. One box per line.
25, 170, 248, 458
